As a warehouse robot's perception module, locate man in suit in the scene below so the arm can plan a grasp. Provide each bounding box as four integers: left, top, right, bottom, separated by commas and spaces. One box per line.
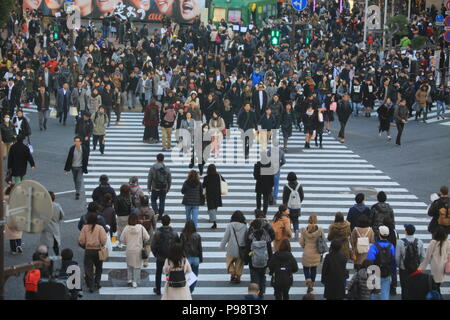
252, 83, 268, 120
71, 81, 89, 117
238, 103, 258, 160
56, 82, 72, 126
5, 78, 21, 117
64, 136, 89, 200
35, 85, 51, 131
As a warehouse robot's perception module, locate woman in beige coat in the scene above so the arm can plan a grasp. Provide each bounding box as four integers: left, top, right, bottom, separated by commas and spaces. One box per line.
300, 215, 324, 292
271, 206, 292, 252
419, 227, 450, 293
120, 214, 150, 288
162, 242, 193, 300
350, 215, 374, 270
327, 212, 352, 261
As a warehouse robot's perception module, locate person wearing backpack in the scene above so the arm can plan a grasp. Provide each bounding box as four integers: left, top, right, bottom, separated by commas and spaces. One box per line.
147, 153, 172, 219
350, 215, 375, 270
268, 238, 298, 300
249, 209, 275, 242
137, 196, 157, 268
162, 242, 193, 300
151, 215, 179, 296
92, 175, 117, 205
282, 172, 304, 239
129, 176, 145, 212
91, 106, 108, 155
369, 191, 395, 238
346, 193, 371, 231
114, 184, 133, 247
271, 205, 292, 252
322, 240, 348, 300
404, 266, 441, 300
419, 226, 450, 295
98, 193, 117, 238
220, 211, 248, 284
427, 185, 450, 235
346, 259, 372, 300
245, 219, 273, 299
300, 215, 324, 293
396, 224, 425, 299
366, 225, 396, 300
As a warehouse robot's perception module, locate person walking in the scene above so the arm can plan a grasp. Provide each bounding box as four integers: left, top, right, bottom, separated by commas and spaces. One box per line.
366, 225, 396, 300
220, 210, 248, 284
346, 193, 371, 231
336, 94, 352, 143
75, 111, 93, 149
300, 215, 324, 294
269, 147, 286, 206
347, 259, 372, 300
396, 224, 425, 299
377, 98, 393, 140
280, 103, 295, 152
35, 84, 50, 131
268, 238, 298, 300
78, 211, 107, 293
91, 106, 108, 154
115, 184, 133, 247
209, 111, 225, 158
258, 108, 276, 150
350, 215, 375, 270
143, 99, 160, 143
419, 226, 450, 294
147, 153, 172, 218
180, 220, 203, 293
427, 185, 450, 235
327, 212, 352, 262
120, 213, 150, 288
7, 135, 35, 184
271, 205, 292, 252
88, 88, 102, 115
302, 105, 315, 149
282, 172, 304, 239
253, 158, 274, 216
151, 215, 179, 296
162, 242, 193, 300
180, 112, 195, 155
322, 240, 348, 300
246, 219, 273, 299
370, 191, 395, 238
12, 109, 31, 139
435, 83, 449, 120
64, 136, 89, 200
71, 81, 89, 117
415, 83, 429, 122
393, 98, 409, 146
98, 193, 117, 238
56, 82, 72, 125
39, 191, 64, 256
313, 106, 325, 148
161, 103, 176, 151
237, 103, 258, 159
202, 164, 224, 229
1, 113, 16, 160
181, 170, 203, 227
190, 123, 211, 176
92, 174, 117, 204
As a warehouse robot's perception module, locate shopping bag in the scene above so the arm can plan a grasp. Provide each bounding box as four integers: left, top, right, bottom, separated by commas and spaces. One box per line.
69, 106, 78, 116
50, 108, 57, 119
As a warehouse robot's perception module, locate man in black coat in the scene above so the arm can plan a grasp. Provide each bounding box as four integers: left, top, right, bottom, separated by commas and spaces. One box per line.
336, 94, 353, 143
427, 185, 450, 235
252, 83, 268, 119
253, 156, 274, 215
5, 78, 21, 117
75, 111, 94, 149
238, 103, 258, 159
35, 85, 51, 131
7, 135, 35, 184
64, 136, 89, 200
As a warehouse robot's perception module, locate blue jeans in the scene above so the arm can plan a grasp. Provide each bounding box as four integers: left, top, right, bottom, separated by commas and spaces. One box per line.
187, 257, 200, 293
273, 173, 281, 201
371, 276, 391, 300
185, 206, 199, 227
151, 190, 166, 216
353, 102, 362, 116
436, 100, 446, 117
303, 266, 317, 282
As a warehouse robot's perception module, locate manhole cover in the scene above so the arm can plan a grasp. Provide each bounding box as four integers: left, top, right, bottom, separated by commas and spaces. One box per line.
108, 269, 149, 281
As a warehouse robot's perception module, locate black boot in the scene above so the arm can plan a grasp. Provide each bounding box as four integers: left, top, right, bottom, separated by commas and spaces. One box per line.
211, 222, 217, 229
320, 143, 323, 149
304, 142, 308, 148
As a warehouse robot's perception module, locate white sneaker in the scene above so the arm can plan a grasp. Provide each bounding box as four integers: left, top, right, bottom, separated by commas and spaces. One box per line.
387, 136, 391, 140
132, 282, 137, 288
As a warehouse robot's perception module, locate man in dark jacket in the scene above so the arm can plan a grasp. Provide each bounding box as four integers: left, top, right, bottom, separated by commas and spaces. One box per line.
35, 85, 51, 131
427, 185, 450, 235
75, 111, 93, 149
56, 82, 72, 126
147, 153, 172, 218
1, 113, 16, 159
7, 135, 35, 184
92, 175, 117, 204
370, 191, 395, 237
101, 84, 114, 126
252, 83, 268, 119
64, 136, 89, 200
347, 193, 371, 231
238, 103, 258, 159
253, 158, 274, 215
5, 78, 21, 117
150, 215, 179, 295
336, 94, 352, 143
77, 202, 107, 231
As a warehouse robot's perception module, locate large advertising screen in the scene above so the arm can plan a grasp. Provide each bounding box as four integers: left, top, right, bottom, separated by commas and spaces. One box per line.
23, 0, 204, 24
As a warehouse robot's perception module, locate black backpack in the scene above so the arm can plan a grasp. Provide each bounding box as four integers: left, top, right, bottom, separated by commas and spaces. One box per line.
271, 262, 292, 288
154, 167, 168, 190
167, 260, 187, 288
155, 228, 175, 259
374, 242, 393, 278
402, 238, 420, 274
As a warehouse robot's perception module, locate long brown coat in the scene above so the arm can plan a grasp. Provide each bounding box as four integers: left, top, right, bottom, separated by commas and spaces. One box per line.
299, 226, 324, 267
415, 89, 428, 108
327, 221, 352, 261
350, 227, 375, 265
271, 215, 292, 252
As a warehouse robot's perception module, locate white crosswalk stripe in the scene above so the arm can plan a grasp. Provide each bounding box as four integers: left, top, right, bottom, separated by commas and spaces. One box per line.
83, 112, 446, 299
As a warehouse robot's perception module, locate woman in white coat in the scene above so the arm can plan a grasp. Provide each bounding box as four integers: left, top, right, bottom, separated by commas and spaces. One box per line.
162, 242, 193, 300
39, 192, 65, 256
120, 213, 150, 288
419, 227, 450, 294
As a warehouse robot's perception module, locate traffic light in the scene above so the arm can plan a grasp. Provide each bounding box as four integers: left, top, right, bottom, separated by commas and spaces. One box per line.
54, 25, 59, 40
305, 29, 311, 45
271, 30, 280, 45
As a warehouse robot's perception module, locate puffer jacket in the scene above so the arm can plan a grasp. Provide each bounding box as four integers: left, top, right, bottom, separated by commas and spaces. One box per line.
369, 202, 395, 234
347, 267, 371, 300
180, 232, 203, 261
91, 111, 108, 135
181, 180, 202, 206
415, 89, 428, 108
327, 221, 352, 261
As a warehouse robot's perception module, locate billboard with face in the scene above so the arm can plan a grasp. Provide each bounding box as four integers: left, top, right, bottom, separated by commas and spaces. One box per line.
23, 0, 204, 24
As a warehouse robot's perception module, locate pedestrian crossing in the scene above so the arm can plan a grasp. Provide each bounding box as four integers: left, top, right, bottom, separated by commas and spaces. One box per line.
84, 112, 448, 299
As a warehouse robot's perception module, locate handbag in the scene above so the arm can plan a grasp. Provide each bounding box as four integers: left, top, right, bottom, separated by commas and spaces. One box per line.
141, 226, 148, 260
26, 136, 33, 154
69, 106, 78, 116
220, 175, 228, 195
232, 225, 248, 264
316, 232, 328, 255
98, 227, 109, 261
49, 108, 57, 119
